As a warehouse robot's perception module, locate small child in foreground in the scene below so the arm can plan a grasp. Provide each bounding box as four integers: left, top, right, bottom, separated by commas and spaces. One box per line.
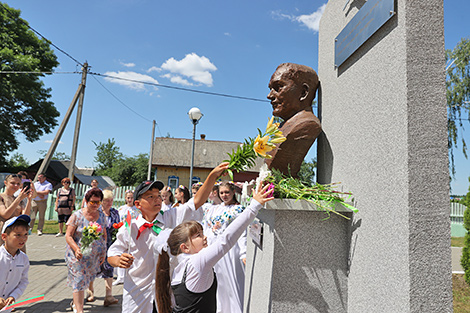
0, 215, 30, 312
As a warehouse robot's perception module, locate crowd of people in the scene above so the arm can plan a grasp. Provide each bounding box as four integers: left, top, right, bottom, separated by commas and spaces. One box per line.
0, 165, 273, 313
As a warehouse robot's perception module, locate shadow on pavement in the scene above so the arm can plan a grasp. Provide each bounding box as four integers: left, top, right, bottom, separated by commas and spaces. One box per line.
30, 258, 66, 267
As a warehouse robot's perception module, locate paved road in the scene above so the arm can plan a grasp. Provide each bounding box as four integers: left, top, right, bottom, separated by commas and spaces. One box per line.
13, 234, 124, 313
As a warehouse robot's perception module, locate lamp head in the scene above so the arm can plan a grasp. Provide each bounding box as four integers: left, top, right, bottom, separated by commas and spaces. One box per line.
188, 107, 203, 124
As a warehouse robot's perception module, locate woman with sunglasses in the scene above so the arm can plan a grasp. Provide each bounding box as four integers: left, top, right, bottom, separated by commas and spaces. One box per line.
65, 188, 107, 313
55, 177, 76, 237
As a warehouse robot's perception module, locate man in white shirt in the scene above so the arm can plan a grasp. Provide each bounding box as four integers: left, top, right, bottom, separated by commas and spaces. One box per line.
31, 173, 52, 236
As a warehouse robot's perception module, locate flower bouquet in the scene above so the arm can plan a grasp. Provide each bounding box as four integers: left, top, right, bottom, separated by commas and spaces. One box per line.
226, 116, 357, 219
81, 222, 103, 257
224, 117, 286, 180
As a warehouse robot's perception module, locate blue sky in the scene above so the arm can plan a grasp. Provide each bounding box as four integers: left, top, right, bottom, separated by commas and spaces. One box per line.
5, 0, 470, 194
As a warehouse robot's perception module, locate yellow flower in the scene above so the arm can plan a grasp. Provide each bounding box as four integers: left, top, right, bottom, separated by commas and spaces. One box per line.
273, 129, 284, 138
270, 136, 287, 144
254, 135, 273, 158
88, 228, 94, 234
265, 116, 277, 134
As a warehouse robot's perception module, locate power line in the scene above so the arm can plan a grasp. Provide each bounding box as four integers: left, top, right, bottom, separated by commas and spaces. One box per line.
0, 71, 80, 75
0, 2, 84, 67
90, 74, 153, 123
89, 72, 270, 103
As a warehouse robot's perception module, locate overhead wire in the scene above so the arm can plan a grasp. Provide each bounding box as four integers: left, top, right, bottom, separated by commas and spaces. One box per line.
0, 2, 84, 68
89, 72, 270, 103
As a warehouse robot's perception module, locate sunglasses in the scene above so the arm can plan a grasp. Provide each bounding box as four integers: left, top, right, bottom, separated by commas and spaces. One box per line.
88, 200, 102, 205
63, 182, 71, 184
7, 174, 22, 179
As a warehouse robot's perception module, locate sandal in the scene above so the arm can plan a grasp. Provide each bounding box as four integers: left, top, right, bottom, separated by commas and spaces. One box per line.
103, 296, 119, 307
70, 300, 77, 313
85, 289, 95, 302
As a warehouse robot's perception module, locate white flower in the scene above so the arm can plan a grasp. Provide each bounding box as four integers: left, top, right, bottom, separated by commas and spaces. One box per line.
256, 164, 272, 192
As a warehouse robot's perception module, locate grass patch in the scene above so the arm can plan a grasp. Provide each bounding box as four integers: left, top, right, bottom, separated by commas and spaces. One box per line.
454, 274, 470, 313
30, 220, 60, 234
452, 237, 465, 247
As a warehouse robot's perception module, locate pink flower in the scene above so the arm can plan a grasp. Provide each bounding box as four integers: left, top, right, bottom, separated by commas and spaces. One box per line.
267, 183, 275, 198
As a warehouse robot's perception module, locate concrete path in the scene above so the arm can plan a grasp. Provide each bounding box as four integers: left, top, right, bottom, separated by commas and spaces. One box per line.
13, 234, 124, 313
452, 246, 464, 274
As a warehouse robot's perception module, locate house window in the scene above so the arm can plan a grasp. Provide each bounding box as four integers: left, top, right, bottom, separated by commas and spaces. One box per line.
168, 176, 179, 189
191, 177, 200, 186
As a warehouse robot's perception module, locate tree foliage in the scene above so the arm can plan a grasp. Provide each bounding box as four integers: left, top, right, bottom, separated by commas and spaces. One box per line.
37, 150, 71, 161
7, 152, 29, 168
0, 3, 60, 167
93, 138, 148, 186
93, 138, 123, 175
297, 158, 317, 186
446, 37, 470, 175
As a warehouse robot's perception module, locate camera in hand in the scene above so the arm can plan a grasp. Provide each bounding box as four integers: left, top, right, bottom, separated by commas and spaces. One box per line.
23, 181, 31, 191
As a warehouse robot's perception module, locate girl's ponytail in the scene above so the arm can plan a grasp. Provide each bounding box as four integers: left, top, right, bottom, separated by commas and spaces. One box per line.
155, 250, 172, 313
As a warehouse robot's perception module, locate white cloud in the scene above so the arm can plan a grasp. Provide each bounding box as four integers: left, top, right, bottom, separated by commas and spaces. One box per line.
296, 4, 326, 33
147, 66, 161, 73
161, 73, 193, 86
271, 3, 327, 33
103, 71, 159, 91
45, 140, 63, 144
160, 53, 217, 87
120, 61, 135, 68
224, 32, 231, 37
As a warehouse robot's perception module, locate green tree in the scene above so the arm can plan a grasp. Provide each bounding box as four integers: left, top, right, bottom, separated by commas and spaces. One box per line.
7, 152, 29, 168
446, 37, 470, 175
93, 138, 123, 175
0, 3, 60, 167
110, 153, 149, 186
297, 158, 317, 186
37, 150, 70, 161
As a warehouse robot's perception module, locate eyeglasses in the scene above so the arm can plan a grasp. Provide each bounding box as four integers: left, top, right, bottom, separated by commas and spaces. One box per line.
63, 182, 71, 184
88, 200, 102, 205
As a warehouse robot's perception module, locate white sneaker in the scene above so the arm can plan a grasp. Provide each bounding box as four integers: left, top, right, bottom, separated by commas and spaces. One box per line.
112, 279, 124, 286
55, 233, 63, 237
37, 230, 43, 236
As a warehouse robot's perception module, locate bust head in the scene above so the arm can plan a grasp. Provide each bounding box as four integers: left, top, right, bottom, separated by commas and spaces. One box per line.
267, 63, 319, 121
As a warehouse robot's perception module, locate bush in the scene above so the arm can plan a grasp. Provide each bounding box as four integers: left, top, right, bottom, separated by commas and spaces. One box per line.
462, 206, 470, 284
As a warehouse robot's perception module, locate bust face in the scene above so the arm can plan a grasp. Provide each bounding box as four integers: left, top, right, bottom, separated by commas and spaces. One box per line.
267, 66, 303, 121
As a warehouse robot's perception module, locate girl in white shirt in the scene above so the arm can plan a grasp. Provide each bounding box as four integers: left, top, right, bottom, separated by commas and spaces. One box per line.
155, 183, 273, 313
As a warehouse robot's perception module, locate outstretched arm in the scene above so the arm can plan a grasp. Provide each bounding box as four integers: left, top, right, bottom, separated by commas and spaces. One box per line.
193, 162, 229, 209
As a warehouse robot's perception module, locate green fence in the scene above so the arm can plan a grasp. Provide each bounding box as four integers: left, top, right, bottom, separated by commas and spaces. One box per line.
451, 202, 468, 237
0, 183, 135, 221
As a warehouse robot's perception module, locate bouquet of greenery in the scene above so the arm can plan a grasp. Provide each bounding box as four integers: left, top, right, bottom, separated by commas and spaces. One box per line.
262, 167, 358, 219
224, 117, 286, 180
81, 221, 103, 256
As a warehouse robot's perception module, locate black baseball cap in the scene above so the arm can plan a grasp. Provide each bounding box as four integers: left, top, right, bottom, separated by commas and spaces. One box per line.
134, 180, 164, 201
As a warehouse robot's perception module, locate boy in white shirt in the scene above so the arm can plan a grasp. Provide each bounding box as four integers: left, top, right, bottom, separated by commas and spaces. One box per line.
108, 162, 228, 313
0, 215, 30, 312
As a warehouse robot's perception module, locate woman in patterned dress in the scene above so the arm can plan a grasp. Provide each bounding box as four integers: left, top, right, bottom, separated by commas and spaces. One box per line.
88, 189, 120, 306
65, 188, 107, 313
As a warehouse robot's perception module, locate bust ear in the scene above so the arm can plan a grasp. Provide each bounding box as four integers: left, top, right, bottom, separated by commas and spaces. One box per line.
299, 83, 309, 102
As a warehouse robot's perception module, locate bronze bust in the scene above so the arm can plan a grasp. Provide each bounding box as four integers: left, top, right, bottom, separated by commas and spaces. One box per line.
265, 63, 322, 177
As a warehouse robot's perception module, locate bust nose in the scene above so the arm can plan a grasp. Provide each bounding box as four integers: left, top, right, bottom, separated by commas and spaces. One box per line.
267, 89, 275, 100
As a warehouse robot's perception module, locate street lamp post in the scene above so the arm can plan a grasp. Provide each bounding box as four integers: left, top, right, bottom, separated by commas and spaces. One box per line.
188, 107, 203, 193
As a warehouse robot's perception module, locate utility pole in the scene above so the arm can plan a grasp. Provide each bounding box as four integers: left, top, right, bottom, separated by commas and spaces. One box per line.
68, 63, 88, 180
34, 63, 88, 181
147, 120, 156, 180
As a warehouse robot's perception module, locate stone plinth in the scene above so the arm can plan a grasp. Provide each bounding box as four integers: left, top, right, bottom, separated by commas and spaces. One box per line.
244, 199, 352, 313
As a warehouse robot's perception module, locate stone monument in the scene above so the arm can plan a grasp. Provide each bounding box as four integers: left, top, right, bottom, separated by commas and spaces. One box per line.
244, 0, 451, 312
265, 63, 322, 177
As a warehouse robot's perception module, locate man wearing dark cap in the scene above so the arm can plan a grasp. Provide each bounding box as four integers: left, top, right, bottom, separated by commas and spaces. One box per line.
108, 162, 228, 313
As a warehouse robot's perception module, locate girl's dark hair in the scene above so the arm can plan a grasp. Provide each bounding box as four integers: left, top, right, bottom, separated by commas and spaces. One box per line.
219, 181, 239, 205
85, 188, 103, 202
176, 185, 190, 204
155, 221, 203, 313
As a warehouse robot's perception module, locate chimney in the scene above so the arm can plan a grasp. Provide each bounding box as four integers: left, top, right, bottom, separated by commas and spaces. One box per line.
200, 134, 206, 140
